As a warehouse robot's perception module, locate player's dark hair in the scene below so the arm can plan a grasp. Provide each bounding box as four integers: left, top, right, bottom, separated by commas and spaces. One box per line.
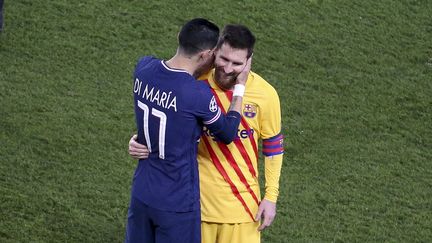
217, 24, 255, 58
178, 18, 220, 56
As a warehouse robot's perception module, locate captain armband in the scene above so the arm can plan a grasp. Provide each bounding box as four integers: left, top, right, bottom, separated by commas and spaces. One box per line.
262, 133, 284, 156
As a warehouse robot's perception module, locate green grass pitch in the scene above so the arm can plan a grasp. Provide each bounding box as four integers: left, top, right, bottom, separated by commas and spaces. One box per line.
0, 0, 431, 242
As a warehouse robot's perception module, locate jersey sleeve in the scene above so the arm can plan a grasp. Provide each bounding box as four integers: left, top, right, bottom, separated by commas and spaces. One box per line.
259, 85, 284, 202
260, 87, 284, 156
193, 82, 241, 144
263, 154, 283, 202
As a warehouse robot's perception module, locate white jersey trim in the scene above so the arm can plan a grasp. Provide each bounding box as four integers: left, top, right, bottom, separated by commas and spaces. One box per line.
203, 109, 221, 125
161, 61, 189, 73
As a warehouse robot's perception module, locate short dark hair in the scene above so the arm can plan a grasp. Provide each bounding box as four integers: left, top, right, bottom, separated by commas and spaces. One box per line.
178, 18, 220, 56
217, 24, 255, 58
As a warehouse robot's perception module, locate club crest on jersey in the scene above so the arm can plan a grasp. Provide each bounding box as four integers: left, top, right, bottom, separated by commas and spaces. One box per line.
243, 104, 257, 118
209, 96, 218, 112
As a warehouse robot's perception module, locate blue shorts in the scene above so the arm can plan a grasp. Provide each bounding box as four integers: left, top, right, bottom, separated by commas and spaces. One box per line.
125, 196, 201, 243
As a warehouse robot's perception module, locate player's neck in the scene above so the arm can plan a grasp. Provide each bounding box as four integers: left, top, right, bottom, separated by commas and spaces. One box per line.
165, 55, 196, 76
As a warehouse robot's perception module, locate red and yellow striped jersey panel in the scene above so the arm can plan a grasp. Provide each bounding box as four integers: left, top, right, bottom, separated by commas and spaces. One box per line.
198, 69, 282, 223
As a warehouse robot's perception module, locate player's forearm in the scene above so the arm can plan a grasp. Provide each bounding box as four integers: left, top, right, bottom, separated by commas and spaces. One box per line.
208, 111, 241, 144
227, 92, 243, 114
208, 84, 245, 144
263, 154, 283, 202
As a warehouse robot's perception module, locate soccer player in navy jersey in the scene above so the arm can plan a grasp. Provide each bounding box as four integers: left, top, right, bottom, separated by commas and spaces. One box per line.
125, 18, 250, 243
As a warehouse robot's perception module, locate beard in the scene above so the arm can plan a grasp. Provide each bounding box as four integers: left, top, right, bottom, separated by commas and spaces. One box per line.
214, 67, 238, 90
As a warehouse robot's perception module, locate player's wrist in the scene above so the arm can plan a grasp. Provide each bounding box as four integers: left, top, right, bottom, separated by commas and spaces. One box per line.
233, 84, 245, 97
263, 195, 278, 203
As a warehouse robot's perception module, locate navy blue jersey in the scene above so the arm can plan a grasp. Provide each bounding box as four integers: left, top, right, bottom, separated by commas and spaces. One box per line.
131, 56, 240, 212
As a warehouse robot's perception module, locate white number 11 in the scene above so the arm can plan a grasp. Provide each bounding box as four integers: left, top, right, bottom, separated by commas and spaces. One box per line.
137, 100, 167, 159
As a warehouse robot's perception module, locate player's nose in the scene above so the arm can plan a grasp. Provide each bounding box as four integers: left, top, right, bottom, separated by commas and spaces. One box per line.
223, 64, 233, 74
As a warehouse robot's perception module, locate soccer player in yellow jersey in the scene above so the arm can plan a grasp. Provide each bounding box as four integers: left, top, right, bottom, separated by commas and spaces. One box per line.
129, 24, 284, 243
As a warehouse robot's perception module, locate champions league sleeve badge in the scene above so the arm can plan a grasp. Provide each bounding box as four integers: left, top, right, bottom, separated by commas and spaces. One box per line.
209, 96, 218, 112
243, 104, 257, 118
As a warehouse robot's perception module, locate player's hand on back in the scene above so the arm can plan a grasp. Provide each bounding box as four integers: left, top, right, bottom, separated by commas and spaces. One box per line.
129, 134, 149, 159
235, 55, 252, 86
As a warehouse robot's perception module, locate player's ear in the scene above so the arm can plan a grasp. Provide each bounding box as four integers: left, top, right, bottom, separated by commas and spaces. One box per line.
198, 50, 208, 60
200, 49, 214, 59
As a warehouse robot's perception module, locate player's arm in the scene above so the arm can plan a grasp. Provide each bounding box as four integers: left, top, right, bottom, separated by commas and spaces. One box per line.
256, 151, 283, 231
256, 142, 283, 231
204, 57, 251, 144
262, 135, 284, 203
255, 85, 284, 231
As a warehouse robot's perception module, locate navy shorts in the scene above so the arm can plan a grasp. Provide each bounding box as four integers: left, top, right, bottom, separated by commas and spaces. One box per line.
125, 196, 201, 243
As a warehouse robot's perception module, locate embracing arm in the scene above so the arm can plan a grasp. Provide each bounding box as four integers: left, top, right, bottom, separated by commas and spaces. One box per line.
128, 134, 149, 159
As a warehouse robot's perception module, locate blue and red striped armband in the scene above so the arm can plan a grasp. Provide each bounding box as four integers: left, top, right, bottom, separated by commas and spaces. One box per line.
262, 133, 284, 156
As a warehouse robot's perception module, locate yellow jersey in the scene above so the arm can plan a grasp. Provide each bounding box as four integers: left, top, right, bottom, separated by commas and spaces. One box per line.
198, 69, 284, 223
